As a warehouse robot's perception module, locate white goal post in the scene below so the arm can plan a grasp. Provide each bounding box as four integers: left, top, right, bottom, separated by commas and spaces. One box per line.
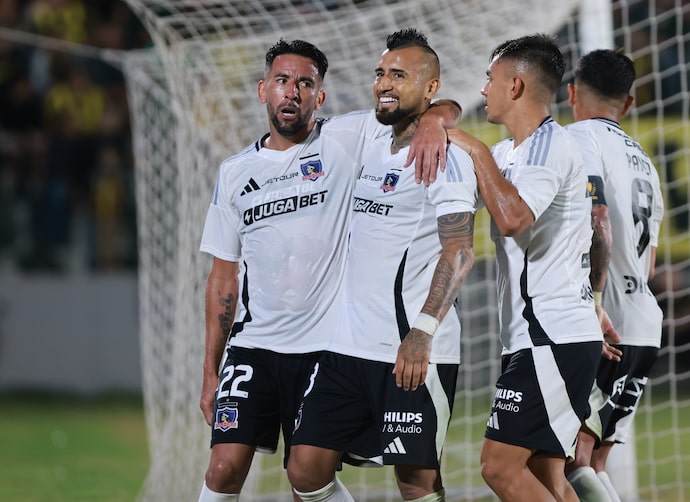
120, 1, 690, 501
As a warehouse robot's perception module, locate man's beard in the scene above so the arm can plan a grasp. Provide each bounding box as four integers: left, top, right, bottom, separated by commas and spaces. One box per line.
375, 107, 408, 126
270, 113, 308, 137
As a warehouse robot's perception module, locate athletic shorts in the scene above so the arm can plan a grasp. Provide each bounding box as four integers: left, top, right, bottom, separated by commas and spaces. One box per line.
484, 342, 600, 457
291, 351, 458, 469
585, 345, 659, 446
210, 346, 321, 463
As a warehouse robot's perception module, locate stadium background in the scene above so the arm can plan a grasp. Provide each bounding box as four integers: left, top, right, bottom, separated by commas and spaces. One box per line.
0, 1, 687, 501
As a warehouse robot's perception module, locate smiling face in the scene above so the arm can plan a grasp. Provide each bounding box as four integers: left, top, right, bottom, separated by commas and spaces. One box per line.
258, 53, 325, 144
373, 45, 439, 126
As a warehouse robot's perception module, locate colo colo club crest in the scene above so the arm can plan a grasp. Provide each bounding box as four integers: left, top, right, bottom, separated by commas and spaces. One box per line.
301, 159, 324, 181
381, 172, 400, 192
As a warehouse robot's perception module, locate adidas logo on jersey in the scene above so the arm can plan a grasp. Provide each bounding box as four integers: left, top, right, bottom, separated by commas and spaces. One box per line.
240, 178, 261, 196
487, 412, 500, 430
384, 437, 407, 454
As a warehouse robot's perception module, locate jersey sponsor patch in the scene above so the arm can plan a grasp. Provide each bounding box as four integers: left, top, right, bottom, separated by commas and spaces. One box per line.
382, 410, 424, 434
492, 387, 523, 414
243, 191, 327, 225
214, 404, 239, 431
352, 197, 393, 215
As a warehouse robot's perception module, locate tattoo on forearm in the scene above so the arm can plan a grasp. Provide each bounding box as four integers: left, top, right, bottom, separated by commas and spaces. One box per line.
424, 213, 475, 313
590, 230, 611, 288
217, 293, 236, 335
590, 207, 612, 290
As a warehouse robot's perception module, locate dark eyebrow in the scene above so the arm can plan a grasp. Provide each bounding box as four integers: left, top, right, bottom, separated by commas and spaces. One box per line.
273, 72, 315, 84
375, 67, 406, 75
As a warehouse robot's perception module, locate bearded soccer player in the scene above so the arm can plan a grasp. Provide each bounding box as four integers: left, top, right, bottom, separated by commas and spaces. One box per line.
288, 28, 477, 502
196, 38, 460, 501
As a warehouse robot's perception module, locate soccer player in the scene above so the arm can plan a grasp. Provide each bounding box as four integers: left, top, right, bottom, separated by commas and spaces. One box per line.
196, 39, 460, 501
563, 49, 664, 502
287, 28, 477, 502
447, 34, 603, 501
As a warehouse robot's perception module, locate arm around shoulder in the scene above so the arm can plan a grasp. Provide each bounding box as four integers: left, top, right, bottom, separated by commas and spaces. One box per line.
447, 128, 534, 236
407, 100, 462, 184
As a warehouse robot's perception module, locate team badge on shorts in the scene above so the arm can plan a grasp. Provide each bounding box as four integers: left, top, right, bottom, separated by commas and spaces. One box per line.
214, 405, 239, 431
381, 172, 399, 192
301, 159, 324, 181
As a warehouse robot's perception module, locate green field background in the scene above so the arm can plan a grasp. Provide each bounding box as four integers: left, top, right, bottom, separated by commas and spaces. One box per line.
1, 391, 687, 502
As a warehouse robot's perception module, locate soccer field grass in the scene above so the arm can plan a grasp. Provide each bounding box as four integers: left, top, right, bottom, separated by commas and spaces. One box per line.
0, 392, 686, 502
0, 393, 148, 502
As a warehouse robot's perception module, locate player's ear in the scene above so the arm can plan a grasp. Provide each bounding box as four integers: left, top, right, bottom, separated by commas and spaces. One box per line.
258, 80, 267, 104
621, 95, 634, 118
314, 88, 326, 110
567, 82, 576, 107
511, 76, 524, 99
425, 78, 440, 100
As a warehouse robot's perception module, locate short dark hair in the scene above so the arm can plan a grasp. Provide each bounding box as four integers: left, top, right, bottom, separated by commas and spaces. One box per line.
265, 39, 329, 79
574, 49, 636, 100
386, 28, 439, 64
491, 33, 565, 93
385, 27, 440, 78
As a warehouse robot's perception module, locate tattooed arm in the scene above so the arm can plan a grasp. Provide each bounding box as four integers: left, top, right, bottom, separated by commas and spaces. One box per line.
393, 212, 475, 391
590, 200, 622, 360
200, 257, 240, 425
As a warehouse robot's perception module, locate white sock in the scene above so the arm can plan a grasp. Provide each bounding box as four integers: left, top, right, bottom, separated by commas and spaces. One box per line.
597, 471, 622, 502
567, 466, 612, 502
197, 482, 239, 502
406, 488, 446, 501
293, 477, 354, 502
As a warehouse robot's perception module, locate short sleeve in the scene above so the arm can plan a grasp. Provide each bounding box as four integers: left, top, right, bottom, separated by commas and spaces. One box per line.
428, 145, 478, 216
199, 170, 242, 261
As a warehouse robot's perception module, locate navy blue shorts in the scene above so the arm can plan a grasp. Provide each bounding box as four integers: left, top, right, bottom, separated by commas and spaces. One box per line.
291, 351, 458, 468
484, 342, 600, 457
210, 346, 321, 465
585, 344, 659, 445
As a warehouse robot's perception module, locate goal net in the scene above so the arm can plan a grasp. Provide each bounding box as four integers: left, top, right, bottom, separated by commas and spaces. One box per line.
121, 1, 690, 500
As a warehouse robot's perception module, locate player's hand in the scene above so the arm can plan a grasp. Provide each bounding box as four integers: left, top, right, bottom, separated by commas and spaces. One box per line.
393, 329, 433, 391
405, 116, 448, 186
602, 340, 622, 362
200, 374, 219, 426
596, 305, 622, 361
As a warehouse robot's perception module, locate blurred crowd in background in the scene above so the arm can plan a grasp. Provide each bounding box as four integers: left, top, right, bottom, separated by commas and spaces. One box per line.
0, 0, 150, 273
0, 1, 687, 276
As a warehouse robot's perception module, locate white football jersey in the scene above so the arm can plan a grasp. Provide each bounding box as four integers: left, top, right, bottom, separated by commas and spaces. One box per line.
566, 118, 664, 348
200, 110, 387, 353
490, 118, 602, 354
327, 136, 478, 364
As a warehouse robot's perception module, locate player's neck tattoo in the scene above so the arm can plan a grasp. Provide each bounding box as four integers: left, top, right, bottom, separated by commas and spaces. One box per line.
391, 115, 420, 153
